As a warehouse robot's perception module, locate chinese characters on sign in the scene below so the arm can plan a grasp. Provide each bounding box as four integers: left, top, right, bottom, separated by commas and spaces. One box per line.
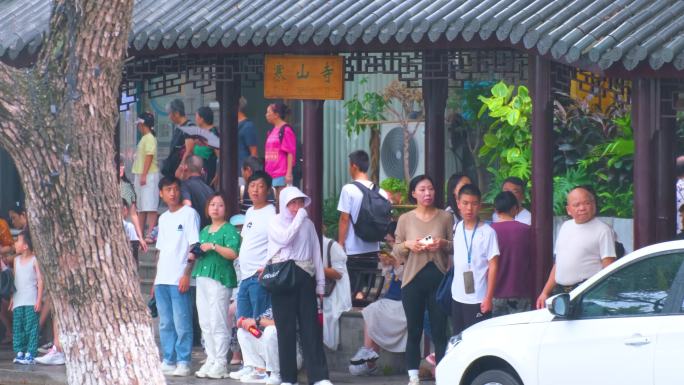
264, 55, 344, 100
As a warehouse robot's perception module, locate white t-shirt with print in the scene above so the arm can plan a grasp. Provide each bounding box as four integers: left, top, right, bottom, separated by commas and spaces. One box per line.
154, 205, 200, 286
554, 217, 616, 286
451, 221, 500, 304
337, 179, 389, 255
239, 204, 276, 278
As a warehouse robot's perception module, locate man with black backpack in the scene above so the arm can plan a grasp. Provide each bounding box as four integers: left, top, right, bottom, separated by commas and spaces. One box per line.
337, 151, 392, 304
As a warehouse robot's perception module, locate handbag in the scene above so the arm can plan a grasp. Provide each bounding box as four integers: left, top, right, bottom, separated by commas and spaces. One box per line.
259, 259, 296, 292
323, 240, 337, 297
435, 267, 454, 314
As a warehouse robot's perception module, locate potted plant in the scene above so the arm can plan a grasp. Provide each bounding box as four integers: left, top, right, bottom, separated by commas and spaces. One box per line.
380, 177, 407, 205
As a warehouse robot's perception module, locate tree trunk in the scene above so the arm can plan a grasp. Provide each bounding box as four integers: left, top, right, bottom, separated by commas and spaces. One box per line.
403, 124, 411, 185
0, 1, 165, 384
369, 126, 380, 184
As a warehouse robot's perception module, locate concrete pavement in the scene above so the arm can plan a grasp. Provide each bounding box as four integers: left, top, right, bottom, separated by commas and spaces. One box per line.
0, 349, 435, 385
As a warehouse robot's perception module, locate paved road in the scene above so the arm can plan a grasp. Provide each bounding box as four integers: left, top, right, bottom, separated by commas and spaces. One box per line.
0, 349, 435, 385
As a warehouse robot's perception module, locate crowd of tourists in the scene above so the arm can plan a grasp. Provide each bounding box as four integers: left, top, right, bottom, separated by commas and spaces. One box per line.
0, 96, 629, 385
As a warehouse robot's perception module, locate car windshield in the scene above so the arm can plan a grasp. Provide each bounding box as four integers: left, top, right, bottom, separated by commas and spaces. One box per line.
580, 253, 684, 318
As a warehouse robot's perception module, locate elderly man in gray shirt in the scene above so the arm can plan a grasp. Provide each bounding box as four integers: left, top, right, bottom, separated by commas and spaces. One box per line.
536, 186, 616, 309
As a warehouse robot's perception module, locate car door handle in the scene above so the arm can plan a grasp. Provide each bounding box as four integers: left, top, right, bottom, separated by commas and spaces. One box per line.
624, 334, 650, 347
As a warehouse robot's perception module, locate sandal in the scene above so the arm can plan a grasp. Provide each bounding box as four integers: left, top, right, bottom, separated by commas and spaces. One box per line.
144, 226, 158, 244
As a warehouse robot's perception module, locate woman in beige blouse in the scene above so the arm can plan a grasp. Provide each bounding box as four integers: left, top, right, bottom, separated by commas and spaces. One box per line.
393, 175, 453, 385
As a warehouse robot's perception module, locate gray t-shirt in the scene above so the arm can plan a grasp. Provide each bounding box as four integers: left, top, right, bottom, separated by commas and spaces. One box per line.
554, 217, 616, 286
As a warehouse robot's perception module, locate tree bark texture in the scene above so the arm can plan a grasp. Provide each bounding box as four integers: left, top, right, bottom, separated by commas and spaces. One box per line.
369, 127, 380, 184
0, 1, 165, 384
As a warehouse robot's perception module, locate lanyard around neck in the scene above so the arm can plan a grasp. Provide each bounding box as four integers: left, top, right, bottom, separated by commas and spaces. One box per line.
463, 218, 479, 265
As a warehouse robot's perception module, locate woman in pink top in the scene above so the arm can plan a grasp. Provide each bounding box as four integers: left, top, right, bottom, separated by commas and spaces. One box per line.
264, 103, 297, 193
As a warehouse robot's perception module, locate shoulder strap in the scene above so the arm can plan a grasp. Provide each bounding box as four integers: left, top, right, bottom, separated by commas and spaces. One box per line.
326, 240, 334, 267
352, 180, 375, 192
279, 124, 293, 143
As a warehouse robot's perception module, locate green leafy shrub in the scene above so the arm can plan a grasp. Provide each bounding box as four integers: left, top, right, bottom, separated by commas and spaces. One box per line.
554, 94, 633, 217
323, 196, 340, 239
477, 81, 533, 201
380, 177, 408, 204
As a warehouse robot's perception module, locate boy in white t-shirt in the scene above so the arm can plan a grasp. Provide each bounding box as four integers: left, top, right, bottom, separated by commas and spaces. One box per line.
122, 199, 140, 263
154, 176, 200, 377
451, 184, 499, 336
11, 230, 43, 365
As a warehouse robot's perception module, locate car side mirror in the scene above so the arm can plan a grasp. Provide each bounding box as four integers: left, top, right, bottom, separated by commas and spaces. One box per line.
547, 293, 571, 318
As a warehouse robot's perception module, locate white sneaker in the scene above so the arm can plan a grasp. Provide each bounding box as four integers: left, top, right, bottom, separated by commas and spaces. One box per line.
266, 372, 282, 385
313, 381, 333, 385
172, 363, 191, 377
161, 362, 176, 375
408, 375, 420, 385
35, 347, 65, 365
349, 346, 379, 365
195, 359, 214, 378
37, 342, 53, 354
229, 366, 253, 380
241, 370, 268, 383
207, 361, 229, 379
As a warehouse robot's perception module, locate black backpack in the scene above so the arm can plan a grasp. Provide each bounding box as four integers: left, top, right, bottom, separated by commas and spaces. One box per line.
275, 125, 303, 187
351, 181, 393, 242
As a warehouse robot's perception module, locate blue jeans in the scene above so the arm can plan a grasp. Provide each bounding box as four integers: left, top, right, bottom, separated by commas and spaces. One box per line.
155, 284, 193, 365
236, 275, 271, 319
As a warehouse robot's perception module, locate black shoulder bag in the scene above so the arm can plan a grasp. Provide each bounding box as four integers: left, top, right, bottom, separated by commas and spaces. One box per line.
259, 259, 296, 292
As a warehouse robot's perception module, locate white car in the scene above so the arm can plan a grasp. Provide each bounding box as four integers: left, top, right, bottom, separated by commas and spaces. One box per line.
436, 240, 684, 385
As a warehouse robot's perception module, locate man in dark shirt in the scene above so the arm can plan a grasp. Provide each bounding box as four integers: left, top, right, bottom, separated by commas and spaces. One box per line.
238, 97, 258, 171
162, 99, 194, 178
490, 191, 532, 317
179, 155, 214, 228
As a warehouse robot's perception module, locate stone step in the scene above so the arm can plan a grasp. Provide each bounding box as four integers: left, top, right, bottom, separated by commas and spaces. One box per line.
139, 245, 158, 264
140, 277, 155, 297
326, 310, 406, 374
138, 245, 157, 295
138, 260, 156, 280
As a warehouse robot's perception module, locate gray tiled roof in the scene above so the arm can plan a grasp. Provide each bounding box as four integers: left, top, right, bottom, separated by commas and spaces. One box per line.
2, 0, 684, 71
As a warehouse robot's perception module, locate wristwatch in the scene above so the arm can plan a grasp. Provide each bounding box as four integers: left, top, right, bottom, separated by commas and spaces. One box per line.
211, 243, 216, 250
255, 316, 261, 328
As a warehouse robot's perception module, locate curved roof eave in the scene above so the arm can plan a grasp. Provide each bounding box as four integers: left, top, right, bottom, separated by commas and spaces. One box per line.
2, 0, 684, 76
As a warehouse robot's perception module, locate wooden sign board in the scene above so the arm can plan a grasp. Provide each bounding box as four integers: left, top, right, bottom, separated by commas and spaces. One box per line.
264, 55, 344, 100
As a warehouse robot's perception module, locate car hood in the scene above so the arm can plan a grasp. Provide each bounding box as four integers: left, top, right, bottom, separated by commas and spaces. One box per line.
465, 309, 554, 334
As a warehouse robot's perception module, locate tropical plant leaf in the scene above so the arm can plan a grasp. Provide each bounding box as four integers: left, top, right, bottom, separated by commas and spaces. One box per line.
491, 81, 509, 98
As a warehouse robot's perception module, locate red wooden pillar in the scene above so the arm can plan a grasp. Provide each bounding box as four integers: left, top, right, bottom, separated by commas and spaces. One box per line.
217, 74, 241, 217
655, 81, 676, 242
422, 51, 448, 208
529, 55, 554, 297
302, 100, 325, 237
632, 79, 657, 248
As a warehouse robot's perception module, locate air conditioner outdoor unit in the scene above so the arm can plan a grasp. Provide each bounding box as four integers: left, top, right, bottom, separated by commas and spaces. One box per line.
379, 122, 425, 182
